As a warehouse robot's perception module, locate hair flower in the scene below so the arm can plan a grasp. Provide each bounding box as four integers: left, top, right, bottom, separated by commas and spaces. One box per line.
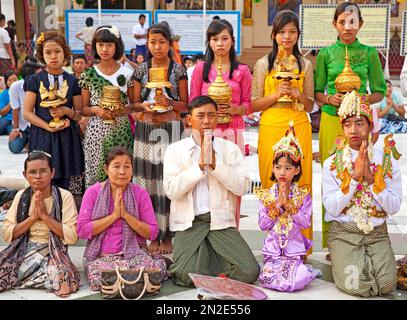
37, 32, 45, 45
117, 74, 126, 87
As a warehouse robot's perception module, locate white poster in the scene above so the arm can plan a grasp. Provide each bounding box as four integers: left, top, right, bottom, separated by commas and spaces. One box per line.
154, 10, 241, 55
65, 9, 152, 54
300, 4, 390, 50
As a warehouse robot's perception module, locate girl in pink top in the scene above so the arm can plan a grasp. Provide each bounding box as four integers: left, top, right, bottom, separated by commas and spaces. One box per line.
77, 146, 168, 291
189, 19, 252, 154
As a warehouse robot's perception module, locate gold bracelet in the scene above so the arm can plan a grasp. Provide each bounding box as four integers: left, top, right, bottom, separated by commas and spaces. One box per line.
325, 95, 331, 105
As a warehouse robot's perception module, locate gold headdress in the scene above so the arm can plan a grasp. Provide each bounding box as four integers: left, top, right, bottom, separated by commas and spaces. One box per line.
273, 120, 303, 163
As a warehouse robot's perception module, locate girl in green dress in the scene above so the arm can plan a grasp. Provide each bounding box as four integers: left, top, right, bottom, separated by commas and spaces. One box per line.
79, 26, 134, 188
314, 2, 386, 249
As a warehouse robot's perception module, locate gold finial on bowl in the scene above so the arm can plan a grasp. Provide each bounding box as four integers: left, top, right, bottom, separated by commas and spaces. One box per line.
335, 47, 361, 94
207, 59, 232, 124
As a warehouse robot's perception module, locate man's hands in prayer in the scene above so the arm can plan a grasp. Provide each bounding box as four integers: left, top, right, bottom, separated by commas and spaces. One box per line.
199, 130, 216, 171
352, 140, 374, 185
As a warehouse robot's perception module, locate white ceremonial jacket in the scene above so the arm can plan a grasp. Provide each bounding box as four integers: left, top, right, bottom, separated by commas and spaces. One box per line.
163, 136, 250, 232
322, 146, 403, 227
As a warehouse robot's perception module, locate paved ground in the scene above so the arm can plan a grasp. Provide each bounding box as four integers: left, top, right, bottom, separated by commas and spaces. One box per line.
0, 129, 406, 300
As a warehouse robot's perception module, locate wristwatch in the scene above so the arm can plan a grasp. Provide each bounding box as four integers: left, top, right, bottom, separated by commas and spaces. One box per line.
12, 128, 21, 132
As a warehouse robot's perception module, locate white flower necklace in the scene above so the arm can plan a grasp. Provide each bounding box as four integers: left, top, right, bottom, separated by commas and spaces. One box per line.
342, 144, 376, 234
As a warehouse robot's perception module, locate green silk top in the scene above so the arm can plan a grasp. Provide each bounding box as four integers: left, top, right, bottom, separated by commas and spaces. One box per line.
314, 39, 386, 116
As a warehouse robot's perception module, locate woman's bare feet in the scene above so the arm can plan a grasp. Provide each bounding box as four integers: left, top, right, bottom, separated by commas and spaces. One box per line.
148, 239, 160, 255
159, 237, 173, 255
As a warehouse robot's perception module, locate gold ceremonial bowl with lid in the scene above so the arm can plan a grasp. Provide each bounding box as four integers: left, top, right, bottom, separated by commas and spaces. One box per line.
335, 47, 361, 94
145, 67, 172, 112
100, 85, 123, 124
207, 62, 232, 124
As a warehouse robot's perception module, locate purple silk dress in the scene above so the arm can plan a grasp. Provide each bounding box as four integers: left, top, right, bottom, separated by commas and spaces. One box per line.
258, 184, 315, 292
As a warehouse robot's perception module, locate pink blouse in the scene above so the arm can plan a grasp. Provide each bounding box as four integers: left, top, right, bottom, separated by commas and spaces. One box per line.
77, 182, 159, 255
189, 61, 252, 134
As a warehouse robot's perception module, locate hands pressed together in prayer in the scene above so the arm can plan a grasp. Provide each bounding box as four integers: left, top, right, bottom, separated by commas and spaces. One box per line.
199, 130, 216, 171
276, 183, 295, 214
31, 190, 49, 222
109, 188, 149, 238
112, 188, 130, 221
351, 140, 374, 185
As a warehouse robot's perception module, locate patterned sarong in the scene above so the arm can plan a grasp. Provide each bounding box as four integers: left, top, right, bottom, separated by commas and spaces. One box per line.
17, 242, 51, 289
328, 221, 397, 297
133, 120, 183, 241
169, 213, 260, 287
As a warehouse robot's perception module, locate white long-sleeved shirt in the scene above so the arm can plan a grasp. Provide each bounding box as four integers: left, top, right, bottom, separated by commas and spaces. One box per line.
163, 136, 250, 232
322, 146, 402, 227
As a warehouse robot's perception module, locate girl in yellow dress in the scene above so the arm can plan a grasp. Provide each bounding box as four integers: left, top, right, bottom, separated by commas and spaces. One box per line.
251, 10, 314, 242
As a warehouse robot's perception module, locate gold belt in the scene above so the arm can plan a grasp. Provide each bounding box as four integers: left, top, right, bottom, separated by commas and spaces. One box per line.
342, 207, 387, 218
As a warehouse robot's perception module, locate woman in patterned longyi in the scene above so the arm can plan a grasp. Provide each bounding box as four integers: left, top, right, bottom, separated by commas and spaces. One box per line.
132, 23, 188, 255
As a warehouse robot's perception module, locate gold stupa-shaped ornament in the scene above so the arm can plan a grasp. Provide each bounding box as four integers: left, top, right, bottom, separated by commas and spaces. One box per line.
207, 59, 232, 124
335, 47, 361, 93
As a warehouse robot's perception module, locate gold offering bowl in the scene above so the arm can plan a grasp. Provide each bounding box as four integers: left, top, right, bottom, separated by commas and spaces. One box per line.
208, 62, 232, 124
100, 85, 124, 124
145, 67, 172, 112
335, 47, 361, 94
40, 98, 67, 128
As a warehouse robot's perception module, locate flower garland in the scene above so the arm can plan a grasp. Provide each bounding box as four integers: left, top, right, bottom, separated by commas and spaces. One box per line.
255, 183, 308, 248
337, 91, 361, 119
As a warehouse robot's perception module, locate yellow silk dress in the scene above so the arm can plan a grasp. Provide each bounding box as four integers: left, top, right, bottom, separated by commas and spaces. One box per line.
252, 54, 314, 243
